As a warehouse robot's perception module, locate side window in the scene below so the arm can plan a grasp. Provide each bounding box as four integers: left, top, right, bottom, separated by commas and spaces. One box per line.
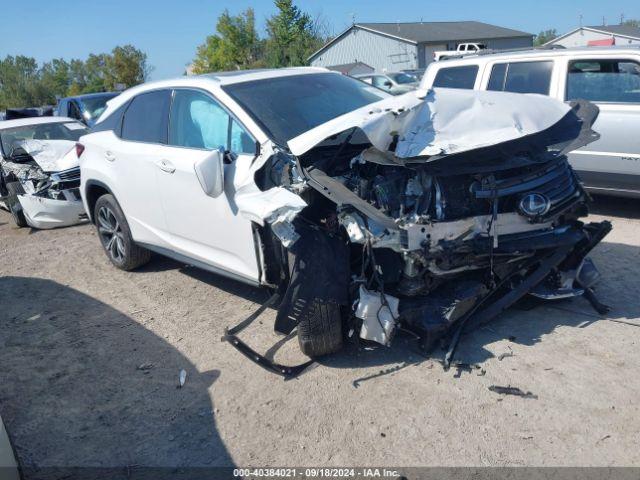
169, 89, 254, 154
121, 90, 171, 143
433, 65, 479, 89
68, 101, 82, 120
566, 59, 640, 103
487, 61, 553, 95
371, 76, 389, 88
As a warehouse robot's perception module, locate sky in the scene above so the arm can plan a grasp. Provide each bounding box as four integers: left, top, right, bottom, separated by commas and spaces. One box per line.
1, 0, 638, 80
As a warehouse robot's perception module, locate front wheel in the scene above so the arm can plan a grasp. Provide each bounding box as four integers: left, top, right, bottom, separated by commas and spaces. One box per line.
297, 299, 343, 358
5, 183, 28, 228
94, 194, 150, 271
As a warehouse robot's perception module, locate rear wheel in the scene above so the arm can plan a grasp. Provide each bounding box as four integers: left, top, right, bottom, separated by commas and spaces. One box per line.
94, 194, 150, 271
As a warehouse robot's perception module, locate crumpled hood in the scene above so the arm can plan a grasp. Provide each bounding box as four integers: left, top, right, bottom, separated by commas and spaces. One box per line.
287, 88, 575, 160
19, 139, 78, 172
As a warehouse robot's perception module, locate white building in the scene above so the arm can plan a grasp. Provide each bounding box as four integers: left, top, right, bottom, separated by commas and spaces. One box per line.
547, 24, 640, 48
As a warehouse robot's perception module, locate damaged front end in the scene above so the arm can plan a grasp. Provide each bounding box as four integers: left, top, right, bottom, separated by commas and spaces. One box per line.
0, 140, 86, 229
235, 88, 612, 368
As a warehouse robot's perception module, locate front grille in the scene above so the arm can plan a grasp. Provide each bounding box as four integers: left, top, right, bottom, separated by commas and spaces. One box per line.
51, 167, 80, 183
472, 157, 583, 218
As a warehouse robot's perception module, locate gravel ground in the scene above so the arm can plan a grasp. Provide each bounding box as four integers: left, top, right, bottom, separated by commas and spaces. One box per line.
0, 195, 639, 476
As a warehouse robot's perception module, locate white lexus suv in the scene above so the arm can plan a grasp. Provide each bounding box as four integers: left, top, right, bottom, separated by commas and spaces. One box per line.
79, 67, 610, 365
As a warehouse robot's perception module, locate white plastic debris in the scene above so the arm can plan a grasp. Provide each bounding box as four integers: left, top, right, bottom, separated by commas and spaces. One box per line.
355, 285, 399, 347
178, 369, 187, 388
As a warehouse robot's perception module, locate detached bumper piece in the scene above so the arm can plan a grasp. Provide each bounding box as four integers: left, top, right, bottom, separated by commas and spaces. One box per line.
440, 221, 611, 368
221, 293, 314, 379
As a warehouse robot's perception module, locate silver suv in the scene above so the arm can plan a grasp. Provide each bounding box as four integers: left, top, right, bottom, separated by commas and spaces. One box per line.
421, 46, 640, 198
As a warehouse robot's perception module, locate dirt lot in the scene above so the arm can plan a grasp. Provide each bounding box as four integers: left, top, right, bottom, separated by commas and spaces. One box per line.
1, 196, 639, 476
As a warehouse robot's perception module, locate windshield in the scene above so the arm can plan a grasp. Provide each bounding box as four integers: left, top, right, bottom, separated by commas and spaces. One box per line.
390, 73, 417, 84
222, 73, 388, 146
79, 93, 119, 121
0, 121, 88, 157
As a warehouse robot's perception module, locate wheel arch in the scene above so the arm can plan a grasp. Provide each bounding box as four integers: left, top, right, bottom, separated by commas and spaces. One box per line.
84, 180, 114, 223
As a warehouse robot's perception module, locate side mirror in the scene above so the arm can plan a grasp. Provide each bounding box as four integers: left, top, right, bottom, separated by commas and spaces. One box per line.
194, 149, 225, 198
384, 81, 393, 87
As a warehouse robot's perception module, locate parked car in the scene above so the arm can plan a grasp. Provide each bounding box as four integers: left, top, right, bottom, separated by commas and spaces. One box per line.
433, 42, 487, 61
401, 68, 426, 82
354, 72, 419, 95
78, 68, 609, 364
0, 117, 88, 228
420, 46, 640, 198
56, 92, 120, 127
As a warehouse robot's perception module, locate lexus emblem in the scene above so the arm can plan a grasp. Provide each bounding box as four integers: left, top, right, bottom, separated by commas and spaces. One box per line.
519, 193, 551, 218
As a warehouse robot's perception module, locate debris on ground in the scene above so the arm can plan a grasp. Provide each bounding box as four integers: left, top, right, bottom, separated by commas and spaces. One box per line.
498, 346, 514, 361
488, 385, 538, 399
136, 363, 154, 371
178, 369, 187, 388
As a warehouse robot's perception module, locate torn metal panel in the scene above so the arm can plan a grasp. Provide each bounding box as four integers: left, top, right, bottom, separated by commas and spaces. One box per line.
18, 139, 77, 172
288, 88, 573, 160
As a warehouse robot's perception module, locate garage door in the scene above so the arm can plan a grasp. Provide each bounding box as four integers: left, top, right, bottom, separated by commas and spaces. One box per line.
424, 44, 447, 64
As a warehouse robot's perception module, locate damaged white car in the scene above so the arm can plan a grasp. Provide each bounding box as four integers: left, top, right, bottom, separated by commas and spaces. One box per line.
0, 117, 89, 228
79, 68, 611, 372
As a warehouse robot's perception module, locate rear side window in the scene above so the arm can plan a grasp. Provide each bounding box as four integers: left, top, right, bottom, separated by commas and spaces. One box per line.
121, 90, 171, 143
433, 65, 479, 89
566, 59, 640, 103
487, 61, 553, 95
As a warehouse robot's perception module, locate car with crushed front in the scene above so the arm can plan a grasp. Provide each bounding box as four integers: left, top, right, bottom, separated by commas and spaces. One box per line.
77, 67, 611, 369
0, 116, 88, 228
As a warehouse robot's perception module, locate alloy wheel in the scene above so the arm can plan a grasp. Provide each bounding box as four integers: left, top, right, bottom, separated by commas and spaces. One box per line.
97, 206, 126, 262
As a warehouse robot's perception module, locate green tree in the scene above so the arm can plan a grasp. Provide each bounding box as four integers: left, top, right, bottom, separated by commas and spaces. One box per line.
104, 45, 149, 90
264, 0, 324, 67
534, 29, 558, 46
40, 59, 71, 100
192, 8, 263, 73
0, 55, 43, 109
622, 19, 640, 28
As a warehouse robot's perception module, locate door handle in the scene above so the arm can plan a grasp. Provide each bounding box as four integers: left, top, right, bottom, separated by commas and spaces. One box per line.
104, 151, 116, 162
156, 159, 176, 174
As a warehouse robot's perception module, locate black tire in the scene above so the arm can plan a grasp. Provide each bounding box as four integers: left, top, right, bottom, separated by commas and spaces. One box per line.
297, 299, 343, 358
94, 194, 151, 271
5, 183, 28, 228
9, 202, 28, 228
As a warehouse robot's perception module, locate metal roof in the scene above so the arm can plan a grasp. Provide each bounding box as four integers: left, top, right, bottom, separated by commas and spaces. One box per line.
325, 61, 374, 74
356, 21, 533, 44
586, 24, 640, 39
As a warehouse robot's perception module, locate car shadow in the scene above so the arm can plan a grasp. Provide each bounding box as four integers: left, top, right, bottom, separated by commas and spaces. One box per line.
0, 277, 234, 479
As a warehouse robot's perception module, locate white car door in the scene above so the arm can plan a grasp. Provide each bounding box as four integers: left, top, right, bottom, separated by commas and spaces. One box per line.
562, 57, 640, 195
105, 89, 172, 247
156, 88, 260, 283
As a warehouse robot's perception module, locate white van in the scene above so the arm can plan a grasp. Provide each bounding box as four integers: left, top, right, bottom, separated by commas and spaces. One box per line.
420, 46, 640, 198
